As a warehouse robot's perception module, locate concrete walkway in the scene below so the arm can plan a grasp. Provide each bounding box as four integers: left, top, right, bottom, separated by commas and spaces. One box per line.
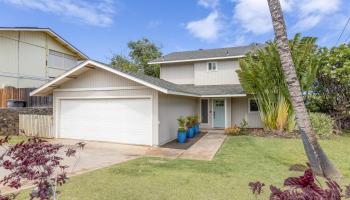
179, 130, 226, 160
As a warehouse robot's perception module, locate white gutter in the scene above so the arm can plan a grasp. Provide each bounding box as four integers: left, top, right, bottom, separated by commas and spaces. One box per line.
148, 55, 245, 64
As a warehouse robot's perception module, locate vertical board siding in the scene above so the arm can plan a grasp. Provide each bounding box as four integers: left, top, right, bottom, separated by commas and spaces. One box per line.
0, 87, 52, 108
60, 68, 141, 89
231, 96, 262, 128
194, 60, 241, 85
19, 114, 54, 138
160, 63, 195, 84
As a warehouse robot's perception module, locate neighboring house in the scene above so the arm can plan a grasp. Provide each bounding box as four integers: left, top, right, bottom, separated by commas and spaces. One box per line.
31, 45, 263, 146
0, 27, 88, 88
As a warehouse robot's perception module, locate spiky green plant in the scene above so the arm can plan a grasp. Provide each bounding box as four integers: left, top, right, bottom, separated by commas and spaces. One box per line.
237, 33, 318, 133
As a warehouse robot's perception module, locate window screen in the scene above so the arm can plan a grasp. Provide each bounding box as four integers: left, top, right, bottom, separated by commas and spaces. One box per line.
249, 99, 259, 112
201, 99, 209, 123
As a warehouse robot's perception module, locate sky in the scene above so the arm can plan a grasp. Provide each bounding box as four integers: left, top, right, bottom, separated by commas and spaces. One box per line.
0, 0, 349, 63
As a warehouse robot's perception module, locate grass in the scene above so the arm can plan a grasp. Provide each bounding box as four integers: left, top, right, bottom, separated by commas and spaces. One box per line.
16, 135, 350, 200
0, 135, 28, 145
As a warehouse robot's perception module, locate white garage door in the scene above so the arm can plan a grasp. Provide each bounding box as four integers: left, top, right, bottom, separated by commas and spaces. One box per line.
58, 98, 153, 145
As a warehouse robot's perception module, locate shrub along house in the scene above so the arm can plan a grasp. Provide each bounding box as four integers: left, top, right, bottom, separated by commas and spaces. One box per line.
31, 45, 263, 146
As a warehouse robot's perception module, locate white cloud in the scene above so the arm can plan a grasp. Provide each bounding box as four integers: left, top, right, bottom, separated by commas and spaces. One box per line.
232, 0, 341, 34
1, 0, 115, 27
186, 11, 222, 41
233, 0, 293, 35
198, 0, 219, 9
292, 15, 322, 31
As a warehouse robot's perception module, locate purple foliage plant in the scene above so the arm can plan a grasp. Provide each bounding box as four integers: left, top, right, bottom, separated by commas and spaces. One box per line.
0, 136, 85, 200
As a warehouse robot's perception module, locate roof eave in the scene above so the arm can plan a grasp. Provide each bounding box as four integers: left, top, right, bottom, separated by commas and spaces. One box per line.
148, 55, 245, 65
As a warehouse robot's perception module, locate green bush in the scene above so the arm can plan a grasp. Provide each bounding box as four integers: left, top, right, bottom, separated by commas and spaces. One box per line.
309, 112, 334, 138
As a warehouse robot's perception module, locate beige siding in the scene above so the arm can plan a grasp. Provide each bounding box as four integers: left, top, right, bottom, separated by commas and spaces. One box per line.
0, 34, 18, 73
158, 93, 198, 145
194, 60, 240, 85
160, 63, 194, 84
19, 42, 46, 77
47, 36, 76, 56
0, 30, 83, 88
60, 68, 141, 89
231, 96, 262, 128
0, 77, 17, 87
52, 68, 160, 145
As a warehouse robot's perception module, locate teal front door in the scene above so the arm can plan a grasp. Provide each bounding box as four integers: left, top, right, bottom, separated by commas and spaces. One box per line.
213, 99, 225, 128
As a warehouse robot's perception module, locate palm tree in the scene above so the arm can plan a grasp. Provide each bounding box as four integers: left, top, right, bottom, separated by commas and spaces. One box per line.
266, 0, 341, 178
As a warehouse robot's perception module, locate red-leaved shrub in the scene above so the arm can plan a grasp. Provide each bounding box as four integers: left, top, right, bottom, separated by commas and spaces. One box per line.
249, 168, 350, 200
0, 136, 85, 200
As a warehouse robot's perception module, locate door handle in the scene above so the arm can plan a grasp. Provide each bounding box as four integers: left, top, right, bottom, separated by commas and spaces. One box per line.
213, 111, 215, 118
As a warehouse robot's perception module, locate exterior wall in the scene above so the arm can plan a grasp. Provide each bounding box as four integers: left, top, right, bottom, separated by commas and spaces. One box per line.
194, 60, 240, 85
160, 63, 194, 84
158, 93, 198, 145
52, 68, 159, 145
60, 68, 140, 89
159, 59, 241, 86
231, 96, 262, 128
0, 30, 83, 88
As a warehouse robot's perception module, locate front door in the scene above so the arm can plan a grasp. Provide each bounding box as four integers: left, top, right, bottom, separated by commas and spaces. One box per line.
213, 99, 225, 128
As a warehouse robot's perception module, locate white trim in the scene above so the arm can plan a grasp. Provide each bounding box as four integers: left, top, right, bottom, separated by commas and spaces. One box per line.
148, 55, 245, 64
207, 61, 218, 72
0, 71, 50, 81
248, 98, 259, 113
53, 86, 147, 92
55, 95, 153, 143
30, 60, 169, 96
167, 90, 199, 97
200, 98, 210, 125
201, 94, 246, 98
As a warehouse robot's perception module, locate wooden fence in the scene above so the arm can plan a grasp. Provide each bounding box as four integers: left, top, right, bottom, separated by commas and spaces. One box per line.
19, 114, 54, 138
0, 87, 52, 108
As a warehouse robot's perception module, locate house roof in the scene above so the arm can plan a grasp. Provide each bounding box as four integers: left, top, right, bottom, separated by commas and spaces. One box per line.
149, 44, 265, 64
0, 27, 88, 60
31, 60, 246, 97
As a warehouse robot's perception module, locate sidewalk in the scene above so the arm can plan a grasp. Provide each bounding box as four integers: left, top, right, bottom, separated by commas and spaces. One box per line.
179, 130, 226, 160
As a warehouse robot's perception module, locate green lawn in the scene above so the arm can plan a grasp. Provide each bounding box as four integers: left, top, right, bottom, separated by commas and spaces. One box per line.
17, 136, 350, 200
0, 135, 28, 145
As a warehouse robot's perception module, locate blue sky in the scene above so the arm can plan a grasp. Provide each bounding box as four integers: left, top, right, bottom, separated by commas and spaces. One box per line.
0, 0, 349, 62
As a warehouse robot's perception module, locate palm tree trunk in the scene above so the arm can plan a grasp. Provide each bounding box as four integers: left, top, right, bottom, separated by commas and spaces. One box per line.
266, 0, 341, 178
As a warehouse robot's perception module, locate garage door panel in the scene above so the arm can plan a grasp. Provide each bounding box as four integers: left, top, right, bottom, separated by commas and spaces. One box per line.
59, 98, 152, 145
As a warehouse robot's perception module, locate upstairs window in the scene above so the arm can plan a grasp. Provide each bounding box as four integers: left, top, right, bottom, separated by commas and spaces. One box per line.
207, 62, 217, 71
249, 98, 259, 112
48, 50, 78, 70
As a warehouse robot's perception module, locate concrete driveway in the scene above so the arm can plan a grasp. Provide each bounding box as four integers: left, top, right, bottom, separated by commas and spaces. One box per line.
0, 139, 185, 180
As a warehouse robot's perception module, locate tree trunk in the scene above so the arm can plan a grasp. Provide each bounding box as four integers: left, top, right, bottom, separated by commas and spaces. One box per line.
266, 0, 341, 178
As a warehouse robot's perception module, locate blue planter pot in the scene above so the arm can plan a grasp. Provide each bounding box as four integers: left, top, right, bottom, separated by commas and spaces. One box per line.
187, 127, 194, 138
177, 131, 187, 144
195, 124, 200, 134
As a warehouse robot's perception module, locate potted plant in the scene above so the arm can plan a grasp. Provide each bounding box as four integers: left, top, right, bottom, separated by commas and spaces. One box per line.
186, 116, 195, 138
193, 115, 200, 135
177, 116, 187, 143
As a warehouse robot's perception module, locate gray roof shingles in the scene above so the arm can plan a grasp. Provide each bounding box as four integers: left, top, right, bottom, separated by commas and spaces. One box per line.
151, 44, 265, 63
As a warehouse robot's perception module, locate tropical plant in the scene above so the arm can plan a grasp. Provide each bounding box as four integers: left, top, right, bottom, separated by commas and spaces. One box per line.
309, 44, 350, 130
249, 168, 350, 199
0, 136, 85, 200
177, 116, 186, 132
186, 116, 194, 128
240, 116, 249, 135
238, 33, 317, 133
310, 113, 335, 138
266, 0, 340, 178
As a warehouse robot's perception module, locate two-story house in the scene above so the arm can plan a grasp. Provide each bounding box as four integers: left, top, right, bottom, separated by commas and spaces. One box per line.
0, 27, 88, 88
31, 45, 263, 146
